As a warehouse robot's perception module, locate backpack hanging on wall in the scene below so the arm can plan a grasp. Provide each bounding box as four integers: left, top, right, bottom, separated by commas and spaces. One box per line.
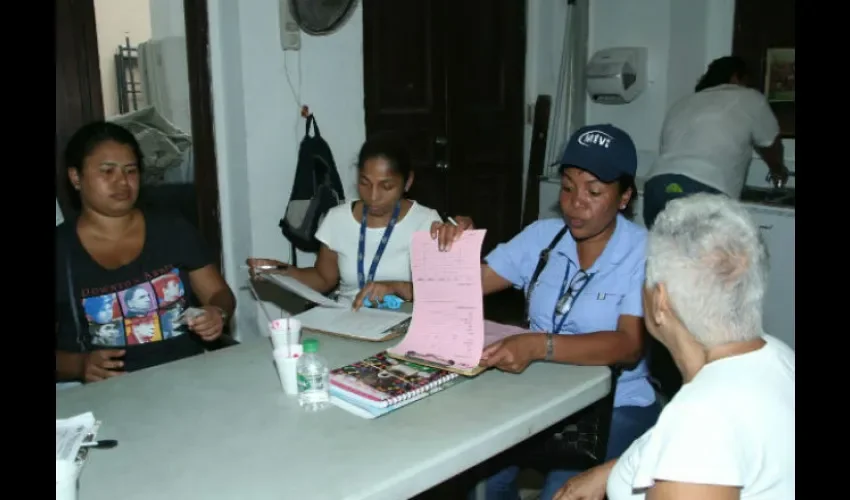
279, 114, 345, 265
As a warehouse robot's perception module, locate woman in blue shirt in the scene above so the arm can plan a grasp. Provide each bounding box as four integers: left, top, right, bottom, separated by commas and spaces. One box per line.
433, 124, 661, 500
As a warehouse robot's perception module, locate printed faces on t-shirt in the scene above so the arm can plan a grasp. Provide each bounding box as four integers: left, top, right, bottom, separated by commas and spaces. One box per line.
81, 266, 189, 347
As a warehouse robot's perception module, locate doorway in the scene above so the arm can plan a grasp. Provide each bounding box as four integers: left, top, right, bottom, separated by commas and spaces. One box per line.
362, 0, 528, 325
55, 0, 222, 268
362, 0, 527, 256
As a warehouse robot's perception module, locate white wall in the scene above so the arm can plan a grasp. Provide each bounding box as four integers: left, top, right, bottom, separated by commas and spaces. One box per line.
585, 0, 795, 187
207, 0, 366, 337
93, 0, 152, 118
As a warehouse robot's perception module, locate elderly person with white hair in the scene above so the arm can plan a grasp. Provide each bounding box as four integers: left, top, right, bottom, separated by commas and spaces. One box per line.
554, 194, 795, 500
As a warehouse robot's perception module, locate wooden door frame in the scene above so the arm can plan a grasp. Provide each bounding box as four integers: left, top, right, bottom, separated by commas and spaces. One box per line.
56, 0, 104, 214
55, 0, 223, 269
183, 0, 222, 267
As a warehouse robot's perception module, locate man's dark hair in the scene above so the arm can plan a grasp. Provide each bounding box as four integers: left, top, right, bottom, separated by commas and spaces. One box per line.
695, 56, 748, 92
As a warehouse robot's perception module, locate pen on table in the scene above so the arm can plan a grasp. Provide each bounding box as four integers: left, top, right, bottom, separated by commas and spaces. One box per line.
80, 439, 119, 449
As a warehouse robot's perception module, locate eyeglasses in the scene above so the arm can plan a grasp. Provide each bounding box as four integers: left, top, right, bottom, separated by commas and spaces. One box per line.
555, 270, 591, 316
525, 263, 594, 329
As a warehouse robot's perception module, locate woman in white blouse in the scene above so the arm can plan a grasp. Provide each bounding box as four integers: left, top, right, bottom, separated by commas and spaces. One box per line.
555, 194, 794, 500
248, 132, 470, 309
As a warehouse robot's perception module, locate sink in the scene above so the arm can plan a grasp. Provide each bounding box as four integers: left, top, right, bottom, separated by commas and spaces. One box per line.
740, 187, 795, 208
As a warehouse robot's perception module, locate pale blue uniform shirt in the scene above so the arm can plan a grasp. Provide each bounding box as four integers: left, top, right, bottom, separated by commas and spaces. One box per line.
485, 214, 655, 408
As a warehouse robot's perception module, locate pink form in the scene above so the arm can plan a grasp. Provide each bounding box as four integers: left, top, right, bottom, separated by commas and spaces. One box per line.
390, 229, 487, 369
483, 320, 527, 348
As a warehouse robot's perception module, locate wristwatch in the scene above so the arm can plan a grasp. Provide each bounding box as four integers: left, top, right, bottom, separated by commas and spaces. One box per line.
544, 333, 554, 361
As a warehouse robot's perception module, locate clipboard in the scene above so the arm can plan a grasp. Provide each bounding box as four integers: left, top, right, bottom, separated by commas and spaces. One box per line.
304, 317, 410, 343
385, 349, 488, 377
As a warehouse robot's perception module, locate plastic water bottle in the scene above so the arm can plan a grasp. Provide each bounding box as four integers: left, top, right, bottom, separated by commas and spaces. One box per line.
296, 338, 330, 411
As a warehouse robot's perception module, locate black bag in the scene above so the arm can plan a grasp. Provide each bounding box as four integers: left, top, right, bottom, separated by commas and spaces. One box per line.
279, 115, 345, 259
519, 225, 621, 470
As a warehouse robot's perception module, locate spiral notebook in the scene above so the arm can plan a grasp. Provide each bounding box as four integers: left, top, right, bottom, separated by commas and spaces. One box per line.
330, 379, 462, 419
329, 351, 460, 411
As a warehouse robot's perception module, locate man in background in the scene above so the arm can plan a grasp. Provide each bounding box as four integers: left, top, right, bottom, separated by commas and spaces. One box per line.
642, 56, 790, 230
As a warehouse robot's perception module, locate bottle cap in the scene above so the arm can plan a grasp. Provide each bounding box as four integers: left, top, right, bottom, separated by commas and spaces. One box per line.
303, 338, 319, 353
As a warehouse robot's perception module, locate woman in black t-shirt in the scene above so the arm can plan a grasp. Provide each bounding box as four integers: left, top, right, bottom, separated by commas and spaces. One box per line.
55, 122, 236, 383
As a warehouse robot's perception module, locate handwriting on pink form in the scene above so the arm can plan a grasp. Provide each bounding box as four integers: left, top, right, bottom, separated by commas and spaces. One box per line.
391, 230, 487, 369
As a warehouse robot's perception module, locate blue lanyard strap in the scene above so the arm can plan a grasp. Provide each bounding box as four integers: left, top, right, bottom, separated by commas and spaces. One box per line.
357, 201, 402, 288
551, 260, 595, 334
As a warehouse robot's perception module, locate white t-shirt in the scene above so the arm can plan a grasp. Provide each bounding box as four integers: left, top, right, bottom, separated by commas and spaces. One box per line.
647, 84, 780, 198
314, 201, 443, 302
607, 334, 795, 500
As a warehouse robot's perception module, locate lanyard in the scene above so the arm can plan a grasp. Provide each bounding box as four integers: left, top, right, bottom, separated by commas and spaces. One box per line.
551, 260, 594, 334
357, 201, 402, 288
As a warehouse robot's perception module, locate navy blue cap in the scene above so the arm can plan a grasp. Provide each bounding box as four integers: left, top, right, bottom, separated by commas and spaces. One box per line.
558, 124, 637, 182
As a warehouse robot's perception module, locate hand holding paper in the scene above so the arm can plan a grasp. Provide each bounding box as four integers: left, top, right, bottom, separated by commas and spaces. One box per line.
429, 216, 475, 252
479, 333, 542, 373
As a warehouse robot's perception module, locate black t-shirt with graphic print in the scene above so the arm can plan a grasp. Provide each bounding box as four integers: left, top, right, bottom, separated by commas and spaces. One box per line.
55, 209, 213, 373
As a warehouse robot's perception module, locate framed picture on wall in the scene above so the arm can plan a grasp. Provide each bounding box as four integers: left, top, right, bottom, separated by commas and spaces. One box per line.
764, 48, 795, 103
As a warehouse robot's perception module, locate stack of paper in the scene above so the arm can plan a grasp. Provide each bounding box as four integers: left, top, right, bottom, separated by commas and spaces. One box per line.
57, 411, 101, 481
263, 274, 343, 309
56, 412, 96, 463
262, 274, 411, 342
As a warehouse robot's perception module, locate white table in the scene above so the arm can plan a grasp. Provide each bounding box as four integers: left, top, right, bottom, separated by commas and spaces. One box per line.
56, 335, 611, 500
